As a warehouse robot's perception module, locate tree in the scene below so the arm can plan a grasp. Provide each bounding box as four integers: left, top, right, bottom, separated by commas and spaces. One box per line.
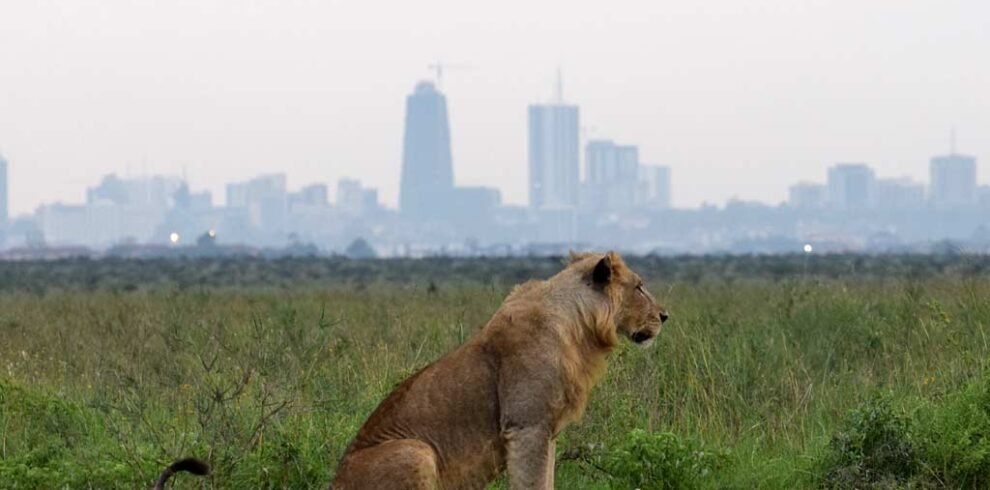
345, 238, 377, 259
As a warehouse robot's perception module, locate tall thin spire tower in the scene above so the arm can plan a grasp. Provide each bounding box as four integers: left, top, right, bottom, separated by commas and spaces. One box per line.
528, 68, 579, 210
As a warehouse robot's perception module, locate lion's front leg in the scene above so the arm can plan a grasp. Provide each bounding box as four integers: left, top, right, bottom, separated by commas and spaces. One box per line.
504, 426, 553, 489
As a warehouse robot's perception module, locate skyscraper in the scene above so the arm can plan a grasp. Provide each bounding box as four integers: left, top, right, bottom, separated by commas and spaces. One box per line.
827, 163, 875, 210
874, 178, 925, 210
337, 178, 381, 217
584, 140, 639, 212
638, 165, 672, 210
788, 182, 826, 209
225, 174, 288, 238
399, 81, 454, 220
528, 103, 579, 209
930, 153, 977, 209
0, 153, 7, 231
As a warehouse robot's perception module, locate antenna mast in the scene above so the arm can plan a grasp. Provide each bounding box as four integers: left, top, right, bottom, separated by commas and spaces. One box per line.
427, 61, 471, 91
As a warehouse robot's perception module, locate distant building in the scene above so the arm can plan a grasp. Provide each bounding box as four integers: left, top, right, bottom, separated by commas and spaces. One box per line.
788, 182, 826, 209
450, 186, 502, 227
0, 153, 8, 233
399, 81, 454, 221
187, 191, 213, 213
584, 140, 639, 212
337, 178, 380, 217
225, 174, 288, 238
291, 184, 328, 208
87, 174, 184, 209
80, 174, 186, 244
827, 163, 874, 210
930, 153, 977, 209
37, 202, 123, 247
874, 178, 925, 210
637, 165, 672, 210
979, 186, 990, 210
528, 103, 579, 209
226, 174, 285, 208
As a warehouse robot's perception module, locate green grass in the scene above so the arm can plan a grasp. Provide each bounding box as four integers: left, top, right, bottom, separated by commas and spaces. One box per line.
2, 261, 990, 488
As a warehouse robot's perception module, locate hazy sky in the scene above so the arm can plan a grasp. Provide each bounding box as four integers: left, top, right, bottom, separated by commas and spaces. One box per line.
1, 0, 987, 215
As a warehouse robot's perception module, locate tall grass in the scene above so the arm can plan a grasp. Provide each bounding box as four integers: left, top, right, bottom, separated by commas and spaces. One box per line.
2, 266, 990, 488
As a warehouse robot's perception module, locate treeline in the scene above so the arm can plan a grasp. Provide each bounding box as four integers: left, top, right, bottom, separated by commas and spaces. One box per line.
1, 253, 989, 292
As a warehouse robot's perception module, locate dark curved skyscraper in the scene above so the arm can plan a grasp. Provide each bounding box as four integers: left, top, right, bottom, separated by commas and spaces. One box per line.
399, 81, 454, 220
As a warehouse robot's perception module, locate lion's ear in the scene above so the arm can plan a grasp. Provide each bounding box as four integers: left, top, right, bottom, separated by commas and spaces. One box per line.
593, 254, 613, 285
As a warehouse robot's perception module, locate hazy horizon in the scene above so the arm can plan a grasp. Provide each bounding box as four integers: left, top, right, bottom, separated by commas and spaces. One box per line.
1, 0, 987, 216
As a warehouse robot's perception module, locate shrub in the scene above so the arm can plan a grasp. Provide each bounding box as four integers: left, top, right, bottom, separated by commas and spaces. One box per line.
821, 395, 918, 489
916, 375, 990, 488
599, 429, 727, 490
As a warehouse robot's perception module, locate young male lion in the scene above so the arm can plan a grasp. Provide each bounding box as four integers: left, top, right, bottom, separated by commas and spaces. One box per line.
332, 251, 668, 490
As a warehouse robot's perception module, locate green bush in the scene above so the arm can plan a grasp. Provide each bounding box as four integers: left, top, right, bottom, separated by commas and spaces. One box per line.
916, 375, 990, 488
599, 429, 727, 490
0, 379, 151, 488
821, 395, 918, 489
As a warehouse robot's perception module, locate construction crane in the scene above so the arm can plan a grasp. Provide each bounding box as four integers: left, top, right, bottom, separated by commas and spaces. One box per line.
427, 61, 471, 90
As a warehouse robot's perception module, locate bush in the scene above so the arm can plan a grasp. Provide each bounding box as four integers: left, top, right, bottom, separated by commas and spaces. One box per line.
599, 429, 727, 490
821, 395, 918, 489
916, 375, 990, 488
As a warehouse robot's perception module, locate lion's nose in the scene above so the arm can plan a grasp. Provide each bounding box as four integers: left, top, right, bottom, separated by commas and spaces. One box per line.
659, 310, 669, 323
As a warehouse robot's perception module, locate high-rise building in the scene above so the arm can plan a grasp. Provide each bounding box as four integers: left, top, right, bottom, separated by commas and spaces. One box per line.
874, 178, 925, 210
586, 141, 639, 184
87, 174, 183, 209
79, 173, 186, 244
788, 182, 826, 209
337, 178, 380, 217
637, 165, 672, 210
528, 103, 579, 209
225, 174, 288, 237
584, 140, 639, 212
0, 153, 8, 231
291, 184, 329, 208
827, 163, 874, 210
450, 186, 502, 228
399, 81, 454, 220
930, 153, 977, 209
978, 186, 990, 210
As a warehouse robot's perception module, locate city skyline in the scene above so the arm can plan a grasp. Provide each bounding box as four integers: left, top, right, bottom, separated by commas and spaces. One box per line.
1, 1, 988, 216
0, 97, 982, 221
2, 91, 986, 255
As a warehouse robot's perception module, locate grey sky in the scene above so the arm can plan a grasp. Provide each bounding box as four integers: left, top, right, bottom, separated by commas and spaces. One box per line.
1, 0, 987, 216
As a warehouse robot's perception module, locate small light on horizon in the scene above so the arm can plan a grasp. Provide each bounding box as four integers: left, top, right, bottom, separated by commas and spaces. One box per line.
803, 244, 813, 254
169, 232, 180, 244
208, 229, 216, 238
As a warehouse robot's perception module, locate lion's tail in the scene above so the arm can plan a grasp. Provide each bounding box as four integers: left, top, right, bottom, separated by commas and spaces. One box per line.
152, 457, 210, 490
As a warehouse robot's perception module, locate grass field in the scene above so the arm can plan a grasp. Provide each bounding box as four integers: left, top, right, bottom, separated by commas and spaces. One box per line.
3, 256, 990, 488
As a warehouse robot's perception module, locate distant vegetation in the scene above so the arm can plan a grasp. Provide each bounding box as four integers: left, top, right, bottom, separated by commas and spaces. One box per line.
2, 255, 990, 488
2, 253, 990, 293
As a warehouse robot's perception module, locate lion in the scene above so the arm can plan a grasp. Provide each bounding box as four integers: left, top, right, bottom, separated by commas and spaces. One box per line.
331, 251, 668, 489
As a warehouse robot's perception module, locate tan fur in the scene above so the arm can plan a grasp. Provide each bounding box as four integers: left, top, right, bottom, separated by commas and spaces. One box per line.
331, 251, 667, 490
